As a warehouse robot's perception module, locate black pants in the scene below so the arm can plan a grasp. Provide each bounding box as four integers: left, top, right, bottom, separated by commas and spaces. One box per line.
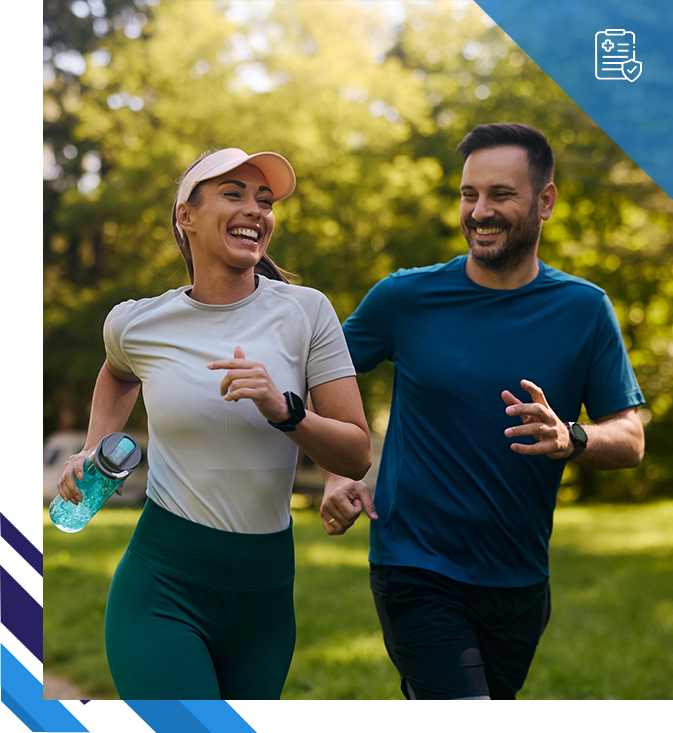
370, 564, 551, 700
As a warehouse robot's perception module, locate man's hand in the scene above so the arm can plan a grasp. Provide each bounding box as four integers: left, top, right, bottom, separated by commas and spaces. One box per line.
320, 474, 378, 535
501, 379, 572, 459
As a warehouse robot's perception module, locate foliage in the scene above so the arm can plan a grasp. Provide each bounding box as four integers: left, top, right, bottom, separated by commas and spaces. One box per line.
43, 1, 673, 501
43, 501, 673, 700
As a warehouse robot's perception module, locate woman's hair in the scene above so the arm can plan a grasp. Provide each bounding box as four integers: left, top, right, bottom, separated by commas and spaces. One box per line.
171, 151, 292, 284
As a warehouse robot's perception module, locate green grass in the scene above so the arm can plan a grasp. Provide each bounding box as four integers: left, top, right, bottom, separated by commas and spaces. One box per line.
43, 501, 673, 700
520, 502, 673, 700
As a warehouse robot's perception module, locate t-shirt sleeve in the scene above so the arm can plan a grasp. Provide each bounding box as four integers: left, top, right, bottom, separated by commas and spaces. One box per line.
342, 275, 395, 373
584, 294, 645, 419
103, 300, 138, 374
306, 293, 356, 390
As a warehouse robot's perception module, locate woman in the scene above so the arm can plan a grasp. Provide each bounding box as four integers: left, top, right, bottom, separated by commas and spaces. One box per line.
57, 148, 371, 700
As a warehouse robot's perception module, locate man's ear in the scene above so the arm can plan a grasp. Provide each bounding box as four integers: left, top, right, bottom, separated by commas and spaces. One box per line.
539, 182, 557, 221
176, 202, 196, 233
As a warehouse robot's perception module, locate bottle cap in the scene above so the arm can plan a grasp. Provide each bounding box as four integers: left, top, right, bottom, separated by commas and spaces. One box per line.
94, 433, 142, 479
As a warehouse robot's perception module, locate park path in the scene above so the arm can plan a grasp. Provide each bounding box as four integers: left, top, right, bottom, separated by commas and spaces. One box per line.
43, 672, 101, 701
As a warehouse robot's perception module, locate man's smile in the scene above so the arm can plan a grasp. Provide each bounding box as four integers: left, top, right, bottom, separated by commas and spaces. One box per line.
474, 227, 505, 236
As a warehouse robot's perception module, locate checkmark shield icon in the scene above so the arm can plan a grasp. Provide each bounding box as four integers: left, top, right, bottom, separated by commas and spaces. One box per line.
622, 58, 642, 82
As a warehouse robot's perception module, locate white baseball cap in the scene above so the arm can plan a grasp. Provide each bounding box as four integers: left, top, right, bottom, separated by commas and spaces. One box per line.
177, 148, 296, 206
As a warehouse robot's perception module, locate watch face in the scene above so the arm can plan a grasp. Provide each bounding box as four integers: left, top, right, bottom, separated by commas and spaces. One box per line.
288, 391, 305, 419
572, 423, 587, 444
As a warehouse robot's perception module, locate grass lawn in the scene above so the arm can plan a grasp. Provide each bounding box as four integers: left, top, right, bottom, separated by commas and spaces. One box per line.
43, 500, 673, 700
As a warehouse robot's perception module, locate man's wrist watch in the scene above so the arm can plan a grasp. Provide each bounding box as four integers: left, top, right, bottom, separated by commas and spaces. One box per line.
565, 422, 588, 460
268, 391, 306, 432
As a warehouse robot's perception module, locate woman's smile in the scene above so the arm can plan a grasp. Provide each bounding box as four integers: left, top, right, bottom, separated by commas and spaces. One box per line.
228, 226, 261, 242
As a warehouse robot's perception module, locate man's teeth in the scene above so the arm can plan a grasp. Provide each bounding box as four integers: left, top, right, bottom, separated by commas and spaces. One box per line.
475, 227, 504, 235
229, 228, 259, 241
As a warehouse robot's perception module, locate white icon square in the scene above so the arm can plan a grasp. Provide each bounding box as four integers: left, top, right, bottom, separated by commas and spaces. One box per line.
595, 29, 642, 81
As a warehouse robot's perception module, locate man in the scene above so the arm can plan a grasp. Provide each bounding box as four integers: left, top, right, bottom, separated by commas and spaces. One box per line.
320, 123, 645, 700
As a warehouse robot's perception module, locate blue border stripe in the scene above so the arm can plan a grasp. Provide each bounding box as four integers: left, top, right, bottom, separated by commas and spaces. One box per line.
0, 567, 43, 662
1, 688, 46, 732
181, 700, 258, 732
125, 701, 218, 733
0, 513, 43, 577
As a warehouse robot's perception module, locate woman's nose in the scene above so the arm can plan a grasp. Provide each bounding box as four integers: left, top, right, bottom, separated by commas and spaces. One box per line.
242, 200, 261, 218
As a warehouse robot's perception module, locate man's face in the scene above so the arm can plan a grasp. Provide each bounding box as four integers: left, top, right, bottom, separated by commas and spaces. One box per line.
459, 146, 543, 273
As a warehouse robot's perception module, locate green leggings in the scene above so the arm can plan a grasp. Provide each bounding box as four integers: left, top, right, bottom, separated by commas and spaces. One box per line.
104, 498, 295, 700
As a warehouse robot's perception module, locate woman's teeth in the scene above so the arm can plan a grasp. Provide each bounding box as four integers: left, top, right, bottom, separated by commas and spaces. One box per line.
229, 228, 259, 241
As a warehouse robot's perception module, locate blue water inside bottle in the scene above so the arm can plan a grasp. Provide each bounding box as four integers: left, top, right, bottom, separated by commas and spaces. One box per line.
49, 433, 141, 533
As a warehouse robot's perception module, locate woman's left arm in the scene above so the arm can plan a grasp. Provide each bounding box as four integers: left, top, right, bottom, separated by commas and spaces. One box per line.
208, 349, 371, 480
293, 376, 371, 480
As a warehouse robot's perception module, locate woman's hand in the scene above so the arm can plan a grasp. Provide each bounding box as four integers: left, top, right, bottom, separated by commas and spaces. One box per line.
57, 448, 94, 505
209, 353, 371, 480
207, 347, 290, 423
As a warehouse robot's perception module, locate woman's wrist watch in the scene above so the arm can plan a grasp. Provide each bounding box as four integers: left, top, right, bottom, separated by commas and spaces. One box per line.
565, 422, 588, 460
268, 392, 306, 432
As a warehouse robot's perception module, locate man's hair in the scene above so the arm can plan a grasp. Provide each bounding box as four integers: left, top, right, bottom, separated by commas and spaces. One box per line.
456, 123, 555, 195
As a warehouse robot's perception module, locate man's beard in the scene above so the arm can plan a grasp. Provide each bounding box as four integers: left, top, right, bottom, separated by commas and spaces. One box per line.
462, 199, 541, 273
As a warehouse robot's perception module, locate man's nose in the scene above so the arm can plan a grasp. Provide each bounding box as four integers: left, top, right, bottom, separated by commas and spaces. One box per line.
471, 197, 495, 222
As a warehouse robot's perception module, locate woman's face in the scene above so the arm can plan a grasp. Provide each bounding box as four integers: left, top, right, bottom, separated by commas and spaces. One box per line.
185, 163, 276, 275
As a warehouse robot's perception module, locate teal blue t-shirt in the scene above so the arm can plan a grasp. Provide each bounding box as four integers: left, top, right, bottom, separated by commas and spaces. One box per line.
343, 256, 644, 587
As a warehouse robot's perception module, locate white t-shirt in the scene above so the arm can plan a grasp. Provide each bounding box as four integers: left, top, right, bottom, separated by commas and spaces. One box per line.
103, 275, 355, 533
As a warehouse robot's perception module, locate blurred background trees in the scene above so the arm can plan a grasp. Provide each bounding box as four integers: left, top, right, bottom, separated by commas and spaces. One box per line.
44, 0, 673, 502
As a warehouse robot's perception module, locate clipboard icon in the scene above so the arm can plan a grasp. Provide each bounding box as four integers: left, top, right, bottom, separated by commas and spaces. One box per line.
595, 29, 642, 81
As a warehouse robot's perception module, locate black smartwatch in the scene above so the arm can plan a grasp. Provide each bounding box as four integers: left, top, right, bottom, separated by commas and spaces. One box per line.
565, 422, 588, 460
268, 391, 306, 432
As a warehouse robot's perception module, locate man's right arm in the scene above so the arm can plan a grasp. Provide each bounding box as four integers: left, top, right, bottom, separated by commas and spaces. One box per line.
318, 274, 394, 534
319, 470, 378, 535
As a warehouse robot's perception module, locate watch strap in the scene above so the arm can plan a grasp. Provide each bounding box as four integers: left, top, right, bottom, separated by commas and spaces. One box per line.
565, 422, 587, 460
268, 391, 306, 433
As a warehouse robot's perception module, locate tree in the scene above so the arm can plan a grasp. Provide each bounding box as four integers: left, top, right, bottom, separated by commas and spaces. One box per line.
44, 0, 673, 501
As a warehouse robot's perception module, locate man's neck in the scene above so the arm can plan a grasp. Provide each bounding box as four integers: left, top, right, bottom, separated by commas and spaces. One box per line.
464, 254, 540, 290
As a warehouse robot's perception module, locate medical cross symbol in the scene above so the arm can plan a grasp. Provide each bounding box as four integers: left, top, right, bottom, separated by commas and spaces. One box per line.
602, 39, 614, 52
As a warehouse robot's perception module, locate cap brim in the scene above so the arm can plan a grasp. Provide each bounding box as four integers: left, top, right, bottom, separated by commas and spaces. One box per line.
244, 152, 296, 202
178, 149, 296, 206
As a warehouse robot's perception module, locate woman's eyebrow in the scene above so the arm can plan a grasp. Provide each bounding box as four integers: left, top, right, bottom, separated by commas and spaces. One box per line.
219, 180, 274, 195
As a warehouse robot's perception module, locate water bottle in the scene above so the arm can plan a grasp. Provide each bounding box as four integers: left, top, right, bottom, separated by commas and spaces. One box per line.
49, 432, 142, 533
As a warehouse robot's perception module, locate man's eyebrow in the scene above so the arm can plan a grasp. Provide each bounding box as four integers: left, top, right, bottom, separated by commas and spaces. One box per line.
459, 184, 518, 192
219, 180, 274, 195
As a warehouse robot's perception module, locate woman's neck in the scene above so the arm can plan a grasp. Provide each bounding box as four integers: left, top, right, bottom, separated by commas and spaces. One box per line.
189, 268, 257, 305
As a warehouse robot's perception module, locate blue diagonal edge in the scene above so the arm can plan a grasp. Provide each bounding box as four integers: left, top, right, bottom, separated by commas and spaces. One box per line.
122, 700, 213, 733
0, 513, 43, 577
0, 644, 91, 733
181, 700, 258, 733
474, 0, 673, 200
2, 688, 46, 732
0, 567, 43, 663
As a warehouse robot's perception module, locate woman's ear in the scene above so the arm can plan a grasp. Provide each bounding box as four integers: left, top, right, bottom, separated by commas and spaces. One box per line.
176, 202, 196, 233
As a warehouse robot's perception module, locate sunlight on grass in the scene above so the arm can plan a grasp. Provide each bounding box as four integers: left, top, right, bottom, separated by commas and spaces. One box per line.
302, 543, 369, 567
305, 633, 389, 664
654, 600, 673, 631
43, 507, 141, 578
552, 502, 673, 554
